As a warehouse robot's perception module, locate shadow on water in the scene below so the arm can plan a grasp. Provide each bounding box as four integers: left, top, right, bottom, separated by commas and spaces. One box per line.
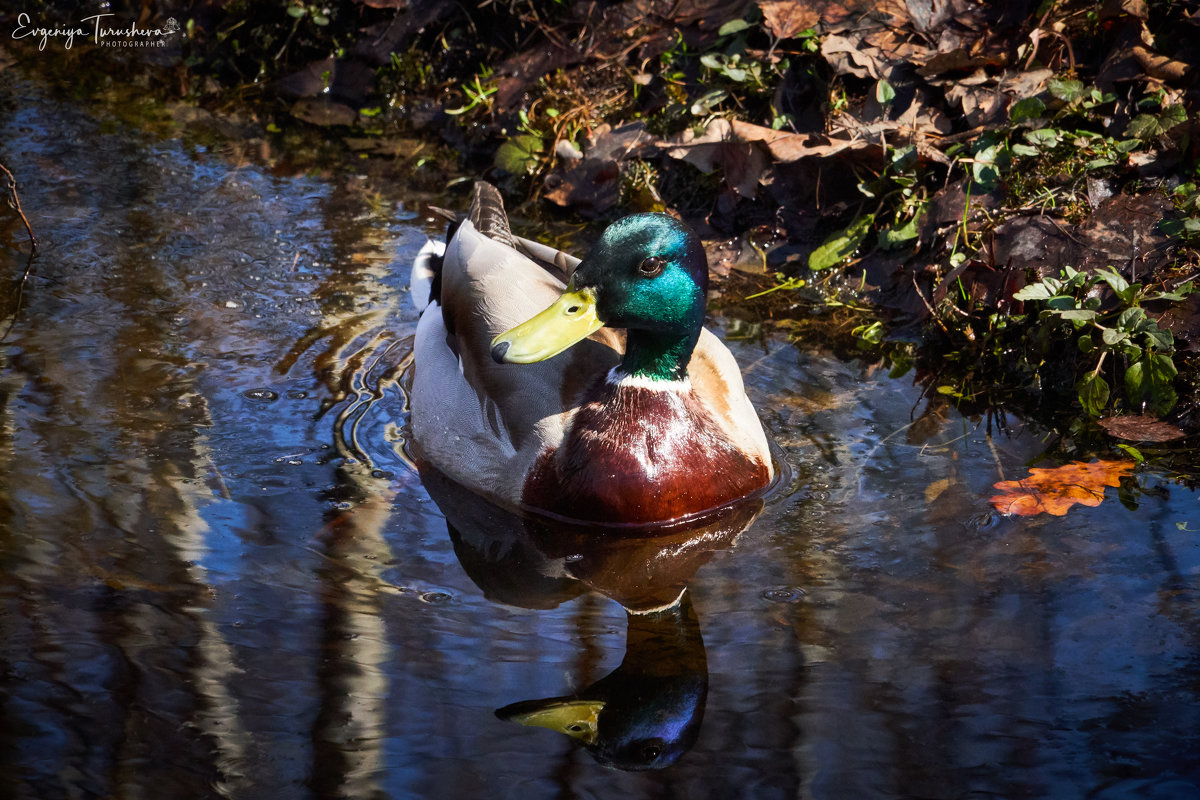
2, 64, 1200, 800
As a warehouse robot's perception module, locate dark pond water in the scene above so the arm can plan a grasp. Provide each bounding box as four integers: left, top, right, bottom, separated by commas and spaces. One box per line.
2, 72, 1200, 800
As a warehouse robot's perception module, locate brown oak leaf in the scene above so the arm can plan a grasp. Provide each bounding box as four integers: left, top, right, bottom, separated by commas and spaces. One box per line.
989, 460, 1135, 517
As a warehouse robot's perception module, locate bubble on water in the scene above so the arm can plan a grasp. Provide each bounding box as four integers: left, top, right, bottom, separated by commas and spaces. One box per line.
286, 390, 308, 400
420, 591, 452, 604
370, 469, 394, 480
762, 587, 805, 603
242, 388, 278, 402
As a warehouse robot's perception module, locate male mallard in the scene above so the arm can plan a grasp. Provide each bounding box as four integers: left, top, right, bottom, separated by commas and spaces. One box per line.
410, 183, 772, 525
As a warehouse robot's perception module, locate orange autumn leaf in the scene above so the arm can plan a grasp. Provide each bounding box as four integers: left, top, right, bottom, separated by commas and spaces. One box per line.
989, 460, 1135, 517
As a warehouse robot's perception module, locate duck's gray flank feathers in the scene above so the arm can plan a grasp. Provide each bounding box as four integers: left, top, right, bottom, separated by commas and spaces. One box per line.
468, 182, 517, 248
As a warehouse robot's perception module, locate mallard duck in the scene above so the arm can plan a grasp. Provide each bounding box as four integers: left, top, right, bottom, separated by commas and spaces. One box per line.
409, 182, 772, 525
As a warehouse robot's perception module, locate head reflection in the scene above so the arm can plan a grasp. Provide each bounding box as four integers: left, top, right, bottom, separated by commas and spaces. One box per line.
416, 464, 762, 770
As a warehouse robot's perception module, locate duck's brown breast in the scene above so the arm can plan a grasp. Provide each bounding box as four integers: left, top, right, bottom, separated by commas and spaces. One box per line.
522, 381, 770, 524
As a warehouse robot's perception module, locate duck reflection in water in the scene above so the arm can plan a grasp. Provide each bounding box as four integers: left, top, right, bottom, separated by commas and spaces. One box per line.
417, 464, 763, 771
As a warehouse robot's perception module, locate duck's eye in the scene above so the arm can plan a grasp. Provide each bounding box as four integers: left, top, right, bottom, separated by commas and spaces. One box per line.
638, 256, 666, 277
640, 743, 663, 760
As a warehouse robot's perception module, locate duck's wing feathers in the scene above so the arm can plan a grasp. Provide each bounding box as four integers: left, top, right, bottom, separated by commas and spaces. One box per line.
413, 211, 622, 504
439, 221, 623, 447
688, 330, 774, 475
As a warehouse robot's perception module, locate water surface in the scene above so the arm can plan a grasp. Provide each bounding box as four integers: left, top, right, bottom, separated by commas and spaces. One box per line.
1, 73, 1199, 800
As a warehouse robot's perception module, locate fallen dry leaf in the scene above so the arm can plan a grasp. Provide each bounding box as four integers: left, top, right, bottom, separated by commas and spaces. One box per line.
543, 158, 621, 215
990, 460, 1135, 517
1098, 415, 1186, 442
821, 32, 885, 79
727, 119, 888, 164
757, 0, 820, 40
925, 477, 954, 504
659, 118, 769, 197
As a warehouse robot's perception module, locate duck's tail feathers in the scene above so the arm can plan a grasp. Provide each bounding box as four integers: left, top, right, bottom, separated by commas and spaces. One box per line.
468, 182, 518, 248
410, 237, 445, 313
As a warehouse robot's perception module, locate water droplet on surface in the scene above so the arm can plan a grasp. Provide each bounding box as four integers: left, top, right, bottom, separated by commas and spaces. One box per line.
242, 388, 278, 402
762, 587, 805, 603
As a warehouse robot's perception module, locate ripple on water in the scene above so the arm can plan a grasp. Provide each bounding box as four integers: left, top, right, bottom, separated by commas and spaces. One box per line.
762, 587, 806, 603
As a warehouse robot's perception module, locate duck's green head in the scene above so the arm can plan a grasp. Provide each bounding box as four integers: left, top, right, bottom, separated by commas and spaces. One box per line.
491, 214, 707, 382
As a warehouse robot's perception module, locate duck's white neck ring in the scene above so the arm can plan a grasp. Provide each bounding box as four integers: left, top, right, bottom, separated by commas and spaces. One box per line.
606, 367, 691, 391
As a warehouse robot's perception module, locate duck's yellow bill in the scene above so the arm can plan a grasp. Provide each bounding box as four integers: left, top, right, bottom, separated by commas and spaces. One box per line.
500, 699, 604, 744
490, 288, 603, 364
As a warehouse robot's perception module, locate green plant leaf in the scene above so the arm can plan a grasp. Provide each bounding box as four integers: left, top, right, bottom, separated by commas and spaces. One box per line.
690, 89, 728, 116
970, 141, 1008, 190
717, 19, 751, 36
1095, 267, 1130, 299
1048, 77, 1084, 102
853, 321, 886, 344
1151, 280, 1194, 301
1078, 333, 1094, 353
1125, 106, 1186, 140
1126, 354, 1179, 415
1055, 308, 1097, 322
1143, 325, 1173, 350
1125, 360, 1145, 401
1077, 372, 1110, 418
724, 66, 748, 82
493, 134, 544, 174
1117, 306, 1146, 330
1010, 96, 1046, 122
877, 213, 923, 250
808, 214, 875, 271
1013, 282, 1053, 301
1116, 443, 1144, 463
1125, 114, 1160, 139
1161, 104, 1187, 126
1151, 352, 1179, 380
890, 145, 917, 170
1025, 128, 1062, 148
1102, 327, 1127, 346
1159, 217, 1200, 239
876, 79, 895, 106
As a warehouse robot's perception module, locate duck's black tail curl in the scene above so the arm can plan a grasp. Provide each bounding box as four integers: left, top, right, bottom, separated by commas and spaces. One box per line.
469, 182, 518, 249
